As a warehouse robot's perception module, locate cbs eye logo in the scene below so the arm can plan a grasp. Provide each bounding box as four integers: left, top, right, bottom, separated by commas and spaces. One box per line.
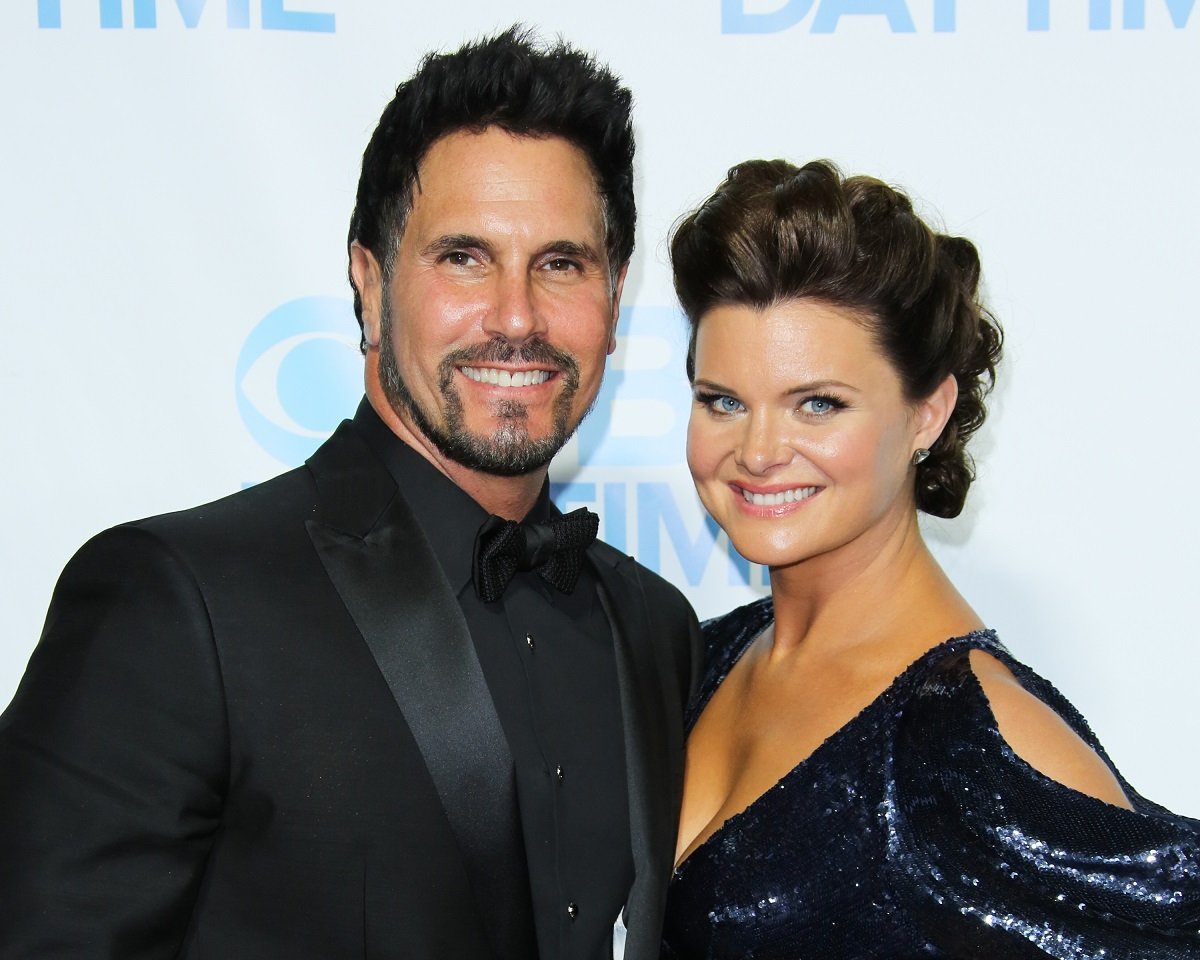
576, 305, 692, 467
235, 296, 362, 466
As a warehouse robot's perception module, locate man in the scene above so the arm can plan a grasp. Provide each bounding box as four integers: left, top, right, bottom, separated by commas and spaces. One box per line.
0, 28, 700, 960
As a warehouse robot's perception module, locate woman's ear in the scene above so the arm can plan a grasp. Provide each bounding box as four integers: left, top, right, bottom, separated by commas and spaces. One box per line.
914, 374, 958, 451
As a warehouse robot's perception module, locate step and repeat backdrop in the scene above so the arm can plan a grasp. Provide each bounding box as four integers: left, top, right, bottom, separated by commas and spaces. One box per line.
2, 1, 1197, 810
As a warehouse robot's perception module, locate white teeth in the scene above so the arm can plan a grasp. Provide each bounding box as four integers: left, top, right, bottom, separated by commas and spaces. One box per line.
743, 486, 818, 506
460, 366, 551, 387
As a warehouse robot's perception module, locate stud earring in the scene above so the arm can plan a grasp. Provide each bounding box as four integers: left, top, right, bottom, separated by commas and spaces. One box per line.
911, 448, 930, 466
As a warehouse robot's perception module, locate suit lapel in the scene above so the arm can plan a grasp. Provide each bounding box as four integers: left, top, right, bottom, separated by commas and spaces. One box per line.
590, 550, 676, 958
303, 423, 535, 959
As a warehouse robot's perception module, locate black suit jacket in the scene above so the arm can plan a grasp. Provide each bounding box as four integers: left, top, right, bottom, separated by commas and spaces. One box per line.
0, 419, 701, 959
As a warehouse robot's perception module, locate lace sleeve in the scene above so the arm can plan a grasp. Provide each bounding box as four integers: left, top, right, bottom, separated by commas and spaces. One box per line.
889, 647, 1200, 959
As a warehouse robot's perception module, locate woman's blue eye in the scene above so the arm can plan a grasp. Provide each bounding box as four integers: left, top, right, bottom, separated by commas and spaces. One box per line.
695, 392, 743, 414
801, 396, 842, 416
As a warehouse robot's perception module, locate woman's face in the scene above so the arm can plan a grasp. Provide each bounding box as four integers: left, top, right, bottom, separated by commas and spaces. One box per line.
686, 299, 946, 570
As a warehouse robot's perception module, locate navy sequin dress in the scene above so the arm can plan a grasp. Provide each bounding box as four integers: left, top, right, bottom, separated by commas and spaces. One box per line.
661, 598, 1200, 959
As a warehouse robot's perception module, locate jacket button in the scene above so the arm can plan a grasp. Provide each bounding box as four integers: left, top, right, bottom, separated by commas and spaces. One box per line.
526, 634, 536, 651
567, 901, 578, 920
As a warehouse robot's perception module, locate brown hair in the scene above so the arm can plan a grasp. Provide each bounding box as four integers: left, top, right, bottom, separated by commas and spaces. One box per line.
670, 159, 1002, 518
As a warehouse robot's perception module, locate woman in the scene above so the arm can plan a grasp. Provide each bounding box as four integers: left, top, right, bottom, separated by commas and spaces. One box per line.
661, 159, 1200, 958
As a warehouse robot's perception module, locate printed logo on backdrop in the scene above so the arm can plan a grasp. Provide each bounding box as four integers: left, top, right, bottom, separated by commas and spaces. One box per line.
721, 0, 1196, 32
36, 0, 335, 31
236, 297, 362, 466
235, 299, 758, 587
555, 305, 759, 588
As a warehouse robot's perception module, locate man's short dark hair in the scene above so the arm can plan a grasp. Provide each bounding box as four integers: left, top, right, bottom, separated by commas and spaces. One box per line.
347, 26, 636, 341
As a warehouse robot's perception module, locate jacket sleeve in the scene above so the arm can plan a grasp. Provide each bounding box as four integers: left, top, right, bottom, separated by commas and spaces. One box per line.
0, 525, 228, 958
891, 648, 1200, 958
675, 597, 704, 714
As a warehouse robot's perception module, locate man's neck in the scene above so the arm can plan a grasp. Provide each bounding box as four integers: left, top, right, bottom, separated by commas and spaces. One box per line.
365, 390, 546, 521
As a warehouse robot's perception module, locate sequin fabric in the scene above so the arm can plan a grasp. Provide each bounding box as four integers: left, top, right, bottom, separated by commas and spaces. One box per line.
661, 598, 1200, 959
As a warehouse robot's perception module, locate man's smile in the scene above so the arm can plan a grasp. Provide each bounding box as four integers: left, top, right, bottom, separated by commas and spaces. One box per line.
458, 365, 555, 388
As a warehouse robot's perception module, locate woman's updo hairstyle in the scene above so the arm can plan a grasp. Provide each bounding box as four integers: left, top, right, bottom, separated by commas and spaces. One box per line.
670, 159, 1003, 519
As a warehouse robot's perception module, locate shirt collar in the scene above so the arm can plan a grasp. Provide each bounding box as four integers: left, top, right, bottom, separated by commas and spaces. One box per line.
348, 398, 555, 592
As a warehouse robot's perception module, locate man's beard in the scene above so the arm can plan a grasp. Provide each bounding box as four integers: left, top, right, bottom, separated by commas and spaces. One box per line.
377, 290, 589, 477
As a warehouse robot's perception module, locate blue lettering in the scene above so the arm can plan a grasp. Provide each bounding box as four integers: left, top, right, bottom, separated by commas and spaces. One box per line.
722, 0, 816, 33
133, 0, 221, 28
228, 0, 248, 27
723, 0, 920, 32
811, 0, 916, 32
1032, 0, 1194, 29
577, 306, 691, 468
35, 0, 129, 27
637, 483, 758, 586
36, 0, 61, 27
552, 480, 757, 584
725, 540, 755, 586
261, 0, 334, 32
551, 482, 596, 515
604, 483, 628, 553
933, 0, 955, 30
1123, 0, 1195, 27
637, 483, 715, 584
145, 0, 252, 27
38, 0, 323, 29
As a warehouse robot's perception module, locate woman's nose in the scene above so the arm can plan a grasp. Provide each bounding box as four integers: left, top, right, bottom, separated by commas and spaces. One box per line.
735, 415, 793, 474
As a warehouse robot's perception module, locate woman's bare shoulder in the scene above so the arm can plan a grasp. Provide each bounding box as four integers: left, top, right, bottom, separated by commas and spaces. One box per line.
965, 648, 1131, 810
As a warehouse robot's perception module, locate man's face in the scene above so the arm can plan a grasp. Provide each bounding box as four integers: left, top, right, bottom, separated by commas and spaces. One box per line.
361, 127, 625, 476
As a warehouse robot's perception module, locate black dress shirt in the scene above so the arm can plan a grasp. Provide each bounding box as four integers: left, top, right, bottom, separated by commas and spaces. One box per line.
351, 401, 632, 960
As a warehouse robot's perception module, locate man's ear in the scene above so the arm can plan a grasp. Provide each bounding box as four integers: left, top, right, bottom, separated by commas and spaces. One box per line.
607, 261, 630, 355
914, 374, 959, 452
350, 241, 384, 348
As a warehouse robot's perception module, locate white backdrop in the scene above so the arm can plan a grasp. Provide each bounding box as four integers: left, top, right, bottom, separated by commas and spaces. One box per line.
2, 1, 1198, 812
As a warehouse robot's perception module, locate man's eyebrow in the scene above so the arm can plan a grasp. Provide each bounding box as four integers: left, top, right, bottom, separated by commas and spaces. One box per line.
421, 234, 495, 258
536, 240, 604, 264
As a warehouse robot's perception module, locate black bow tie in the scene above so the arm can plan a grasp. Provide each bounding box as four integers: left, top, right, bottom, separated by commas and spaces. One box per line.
472, 507, 599, 603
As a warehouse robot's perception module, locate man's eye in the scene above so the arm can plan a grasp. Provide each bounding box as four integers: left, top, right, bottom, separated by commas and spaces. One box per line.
444, 251, 477, 266
545, 257, 580, 272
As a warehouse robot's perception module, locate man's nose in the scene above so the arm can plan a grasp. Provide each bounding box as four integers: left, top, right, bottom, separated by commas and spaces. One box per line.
482, 271, 546, 343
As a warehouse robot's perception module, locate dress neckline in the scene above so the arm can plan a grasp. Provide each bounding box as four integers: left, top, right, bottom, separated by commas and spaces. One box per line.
675, 609, 1000, 877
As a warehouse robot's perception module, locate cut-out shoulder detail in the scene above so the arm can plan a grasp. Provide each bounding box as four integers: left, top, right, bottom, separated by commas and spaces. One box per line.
966, 648, 1132, 810
665, 604, 1200, 959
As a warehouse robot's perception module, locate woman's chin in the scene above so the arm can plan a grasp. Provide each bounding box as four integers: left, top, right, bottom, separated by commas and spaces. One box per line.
725, 539, 812, 571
